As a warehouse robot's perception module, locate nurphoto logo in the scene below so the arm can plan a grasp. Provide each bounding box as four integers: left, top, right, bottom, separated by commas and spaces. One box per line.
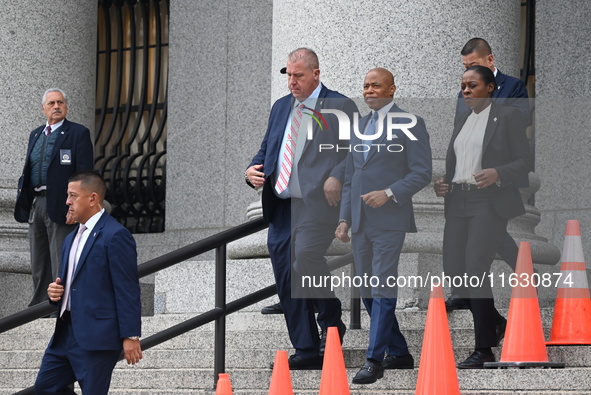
303, 109, 419, 153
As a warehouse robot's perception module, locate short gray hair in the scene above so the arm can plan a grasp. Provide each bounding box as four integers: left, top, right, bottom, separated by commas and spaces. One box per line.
42, 88, 67, 105
287, 48, 319, 70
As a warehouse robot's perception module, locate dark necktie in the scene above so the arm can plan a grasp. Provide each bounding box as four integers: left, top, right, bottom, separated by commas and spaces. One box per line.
363, 111, 379, 160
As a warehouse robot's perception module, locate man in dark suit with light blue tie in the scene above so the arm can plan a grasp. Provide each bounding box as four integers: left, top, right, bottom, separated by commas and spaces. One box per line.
445, 37, 531, 312
336, 68, 432, 384
246, 48, 358, 369
34, 171, 142, 394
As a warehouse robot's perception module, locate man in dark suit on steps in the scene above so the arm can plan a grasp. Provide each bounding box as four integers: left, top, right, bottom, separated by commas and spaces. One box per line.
34, 171, 142, 394
336, 68, 432, 384
246, 48, 358, 369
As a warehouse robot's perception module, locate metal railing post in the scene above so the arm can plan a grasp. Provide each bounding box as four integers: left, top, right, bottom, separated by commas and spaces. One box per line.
213, 244, 227, 388
350, 262, 361, 329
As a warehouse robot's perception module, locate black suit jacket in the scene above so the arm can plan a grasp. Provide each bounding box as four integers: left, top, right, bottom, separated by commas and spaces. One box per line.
444, 102, 529, 220
14, 119, 94, 225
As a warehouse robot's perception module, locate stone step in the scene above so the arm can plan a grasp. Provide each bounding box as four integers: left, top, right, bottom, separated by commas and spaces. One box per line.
1, 342, 588, 373
102, 392, 591, 395
0, 308, 557, 348
3, 307, 588, 394
0, 321, 563, 353
0, 325, 561, 356
0, 307, 557, 335
2, 366, 590, 394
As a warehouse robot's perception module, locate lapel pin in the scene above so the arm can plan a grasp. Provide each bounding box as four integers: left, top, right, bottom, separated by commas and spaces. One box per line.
493, 117, 497, 122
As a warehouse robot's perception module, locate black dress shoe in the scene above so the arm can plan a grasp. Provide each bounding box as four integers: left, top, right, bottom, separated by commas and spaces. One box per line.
261, 302, 283, 315
286, 354, 323, 370
319, 320, 346, 356
382, 353, 414, 369
445, 296, 470, 311
457, 350, 495, 369
269, 354, 323, 370
352, 360, 384, 384
496, 318, 507, 346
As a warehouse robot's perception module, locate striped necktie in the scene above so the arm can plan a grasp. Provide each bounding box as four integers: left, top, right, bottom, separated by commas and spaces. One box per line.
275, 103, 306, 194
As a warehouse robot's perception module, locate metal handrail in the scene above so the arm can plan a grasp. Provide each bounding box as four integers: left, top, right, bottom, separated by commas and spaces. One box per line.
0, 218, 268, 333
3, 217, 355, 393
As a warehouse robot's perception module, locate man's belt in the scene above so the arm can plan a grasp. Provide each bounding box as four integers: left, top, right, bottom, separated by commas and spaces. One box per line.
450, 183, 479, 192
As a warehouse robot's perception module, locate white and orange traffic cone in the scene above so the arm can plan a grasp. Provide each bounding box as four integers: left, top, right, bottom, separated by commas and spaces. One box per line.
547, 220, 591, 345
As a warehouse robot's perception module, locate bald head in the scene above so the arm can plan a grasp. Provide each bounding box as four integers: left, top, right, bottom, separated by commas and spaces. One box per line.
368, 68, 394, 85
363, 68, 396, 110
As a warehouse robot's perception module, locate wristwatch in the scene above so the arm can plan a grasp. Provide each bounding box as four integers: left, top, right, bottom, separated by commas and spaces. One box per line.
127, 336, 140, 341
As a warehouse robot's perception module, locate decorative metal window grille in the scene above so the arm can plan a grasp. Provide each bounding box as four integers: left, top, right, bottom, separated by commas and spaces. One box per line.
96, 0, 168, 233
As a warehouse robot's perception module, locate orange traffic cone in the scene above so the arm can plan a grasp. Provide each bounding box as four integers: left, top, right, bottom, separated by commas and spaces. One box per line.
215, 372, 233, 395
547, 220, 591, 345
415, 285, 460, 395
486, 242, 563, 368
268, 350, 293, 395
319, 326, 350, 395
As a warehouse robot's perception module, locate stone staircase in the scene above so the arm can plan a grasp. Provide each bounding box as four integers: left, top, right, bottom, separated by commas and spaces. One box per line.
2, 307, 591, 394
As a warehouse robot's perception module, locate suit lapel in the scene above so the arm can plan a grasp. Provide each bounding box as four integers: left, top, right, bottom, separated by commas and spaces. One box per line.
482, 103, 500, 153
363, 103, 403, 163
270, 99, 293, 165
50, 119, 69, 164
73, 212, 107, 280
26, 126, 45, 160
493, 70, 507, 99
60, 232, 76, 280
354, 114, 371, 164
300, 85, 328, 155
363, 114, 389, 163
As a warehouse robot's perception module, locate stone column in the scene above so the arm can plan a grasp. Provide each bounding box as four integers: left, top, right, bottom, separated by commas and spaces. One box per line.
231, 0, 561, 307
0, 1, 97, 317
535, 0, 591, 263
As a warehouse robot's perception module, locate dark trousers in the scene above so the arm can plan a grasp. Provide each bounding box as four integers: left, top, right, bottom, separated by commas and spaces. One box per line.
267, 198, 342, 358
34, 315, 120, 394
28, 196, 75, 306
450, 231, 518, 298
443, 189, 507, 348
352, 217, 409, 361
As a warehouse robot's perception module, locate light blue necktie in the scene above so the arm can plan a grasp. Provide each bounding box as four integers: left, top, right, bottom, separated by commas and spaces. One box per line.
363, 111, 379, 160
